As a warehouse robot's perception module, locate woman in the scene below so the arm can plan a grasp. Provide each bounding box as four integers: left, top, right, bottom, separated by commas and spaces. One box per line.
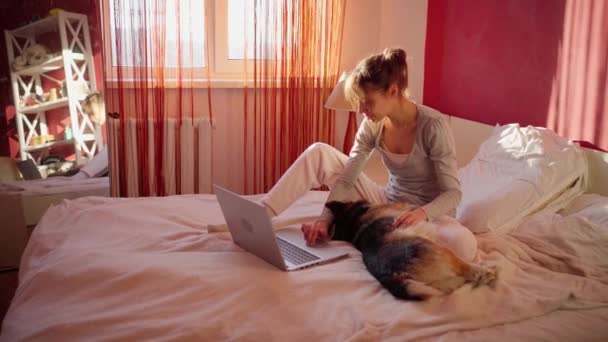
259, 48, 470, 256
69, 92, 109, 179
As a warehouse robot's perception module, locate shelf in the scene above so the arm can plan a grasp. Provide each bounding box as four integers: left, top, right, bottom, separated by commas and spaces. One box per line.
19, 91, 89, 114
24, 139, 74, 152
7, 11, 100, 167
23, 133, 97, 152
20, 98, 69, 114
9, 15, 59, 38
13, 53, 85, 76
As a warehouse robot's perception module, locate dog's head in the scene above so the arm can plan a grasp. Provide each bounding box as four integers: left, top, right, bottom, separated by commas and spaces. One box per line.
325, 200, 370, 242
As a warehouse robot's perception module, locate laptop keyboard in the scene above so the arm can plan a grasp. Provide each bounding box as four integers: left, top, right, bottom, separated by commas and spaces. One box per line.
276, 237, 320, 265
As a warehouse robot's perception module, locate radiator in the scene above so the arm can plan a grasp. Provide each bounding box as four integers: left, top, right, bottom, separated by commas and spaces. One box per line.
108, 117, 213, 197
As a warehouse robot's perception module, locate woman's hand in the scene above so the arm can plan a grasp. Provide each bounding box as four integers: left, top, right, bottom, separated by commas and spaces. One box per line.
393, 208, 428, 228
301, 220, 330, 245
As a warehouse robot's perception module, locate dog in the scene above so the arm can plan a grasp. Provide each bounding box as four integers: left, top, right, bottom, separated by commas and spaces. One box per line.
325, 200, 497, 300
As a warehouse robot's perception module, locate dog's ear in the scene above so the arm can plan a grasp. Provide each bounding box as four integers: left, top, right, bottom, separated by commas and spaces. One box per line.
325, 201, 347, 215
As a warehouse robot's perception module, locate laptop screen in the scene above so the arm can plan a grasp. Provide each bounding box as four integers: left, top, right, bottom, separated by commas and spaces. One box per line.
16, 159, 42, 180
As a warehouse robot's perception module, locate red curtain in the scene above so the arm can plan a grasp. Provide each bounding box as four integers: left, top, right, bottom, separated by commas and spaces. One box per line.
102, 0, 213, 196
242, 0, 347, 194
547, 0, 608, 150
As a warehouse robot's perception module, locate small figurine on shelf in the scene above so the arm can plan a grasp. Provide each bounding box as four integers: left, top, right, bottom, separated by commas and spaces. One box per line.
49, 8, 64, 16
24, 44, 49, 66
48, 88, 58, 102
43, 134, 55, 143
64, 124, 73, 140
19, 89, 63, 107
12, 55, 27, 71
30, 135, 44, 146
12, 44, 52, 72
59, 81, 67, 98
30, 134, 56, 146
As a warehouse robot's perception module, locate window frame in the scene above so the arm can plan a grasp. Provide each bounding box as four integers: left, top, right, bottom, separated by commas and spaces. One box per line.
101, 0, 214, 87
213, 0, 285, 76
102, 0, 292, 87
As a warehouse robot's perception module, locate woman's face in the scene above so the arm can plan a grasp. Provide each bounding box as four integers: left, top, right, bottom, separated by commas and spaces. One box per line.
358, 86, 397, 122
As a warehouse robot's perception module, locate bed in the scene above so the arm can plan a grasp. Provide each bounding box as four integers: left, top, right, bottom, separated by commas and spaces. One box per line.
1, 120, 607, 341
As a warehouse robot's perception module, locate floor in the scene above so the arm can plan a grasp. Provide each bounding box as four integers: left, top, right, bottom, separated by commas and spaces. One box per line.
0, 269, 18, 332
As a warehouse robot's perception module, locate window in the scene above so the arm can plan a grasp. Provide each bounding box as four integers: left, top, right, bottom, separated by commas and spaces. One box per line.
109, 0, 206, 68
164, 0, 206, 67
103, 0, 289, 81
227, 0, 284, 60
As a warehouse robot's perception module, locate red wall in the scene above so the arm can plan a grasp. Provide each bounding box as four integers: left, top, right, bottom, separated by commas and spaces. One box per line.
423, 0, 606, 149
0, 0, 103, 158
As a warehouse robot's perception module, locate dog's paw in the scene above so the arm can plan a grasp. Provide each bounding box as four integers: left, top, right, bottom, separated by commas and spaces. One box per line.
479, 265, 499, 289
467, 264, 499, 289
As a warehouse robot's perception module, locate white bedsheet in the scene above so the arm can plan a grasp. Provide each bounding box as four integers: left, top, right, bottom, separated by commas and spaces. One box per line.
1, 191, 608, 341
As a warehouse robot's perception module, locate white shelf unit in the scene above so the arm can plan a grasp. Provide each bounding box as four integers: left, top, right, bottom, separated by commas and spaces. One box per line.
4, 11, 103, 165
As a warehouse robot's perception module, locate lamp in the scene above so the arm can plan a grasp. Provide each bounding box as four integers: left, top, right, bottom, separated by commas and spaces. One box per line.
325, 72, 354, 111
325, 71, 358, 153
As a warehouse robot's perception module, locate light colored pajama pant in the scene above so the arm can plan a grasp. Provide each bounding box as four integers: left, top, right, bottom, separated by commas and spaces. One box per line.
262, 142, 389, 215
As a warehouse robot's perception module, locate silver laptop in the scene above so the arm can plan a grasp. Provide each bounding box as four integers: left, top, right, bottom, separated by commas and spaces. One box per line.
213, 184, 348, 271
16, 159, 42, 180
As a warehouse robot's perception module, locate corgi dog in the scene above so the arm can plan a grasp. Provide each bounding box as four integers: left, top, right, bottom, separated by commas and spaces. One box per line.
325, 200, 497, 300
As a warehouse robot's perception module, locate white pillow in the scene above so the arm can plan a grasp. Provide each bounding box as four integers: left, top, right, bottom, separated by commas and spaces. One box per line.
457, 124, 587, 233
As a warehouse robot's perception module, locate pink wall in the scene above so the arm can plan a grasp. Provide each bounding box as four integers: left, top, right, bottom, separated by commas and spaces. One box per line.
423, 0, 607, 149
379, 0, 428, 103
424, 0, 566, 126
0, 0, 104, 158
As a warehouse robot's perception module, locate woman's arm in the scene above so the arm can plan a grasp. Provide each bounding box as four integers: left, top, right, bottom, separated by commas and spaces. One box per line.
319, 118, 378, 222
420, 118, 462, 221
